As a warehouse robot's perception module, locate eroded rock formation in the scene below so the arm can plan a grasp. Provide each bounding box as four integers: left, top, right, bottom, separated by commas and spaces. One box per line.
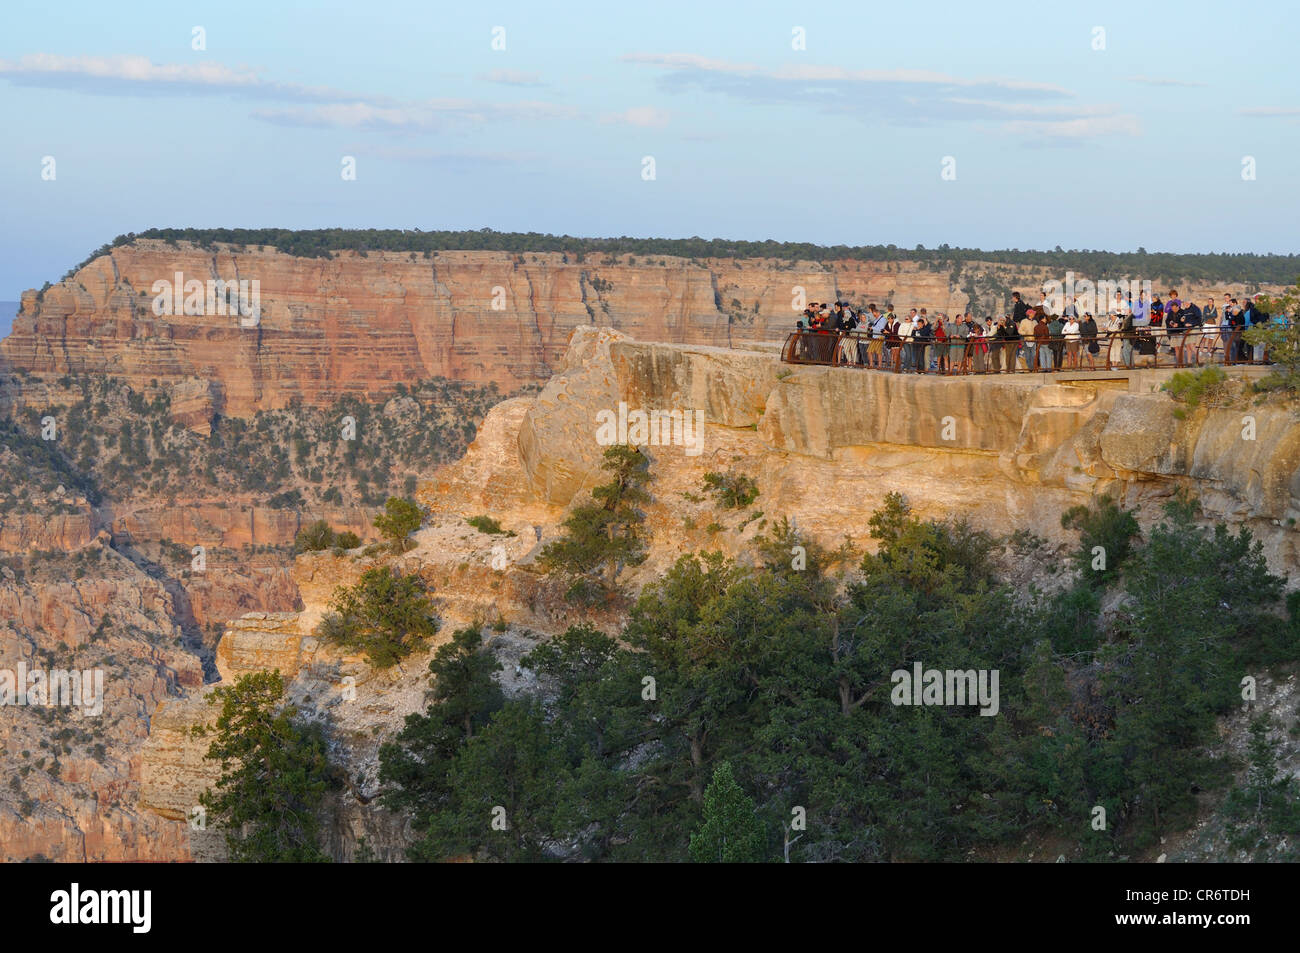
6, 240, 1277, 415
133, 327, 1300, 862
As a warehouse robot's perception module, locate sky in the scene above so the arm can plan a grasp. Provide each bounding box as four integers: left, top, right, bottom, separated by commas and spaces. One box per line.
1, 0, 1297, 305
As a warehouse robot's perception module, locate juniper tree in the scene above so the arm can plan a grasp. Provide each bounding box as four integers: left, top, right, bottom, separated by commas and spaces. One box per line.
318, 565, 437, 668
195, 671, 335, 862
373, 496, 424, 552
539, 444, 650, 600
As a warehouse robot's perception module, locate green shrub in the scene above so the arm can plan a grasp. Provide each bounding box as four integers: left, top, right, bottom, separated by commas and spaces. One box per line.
701, 470, 759, 509
318, 566, 438, 668
1162, 366, 1228, 410
294, 520, 336, 553
373, 497, 424, 553
1060, 494, 1140, 586
466, 515, 516, 536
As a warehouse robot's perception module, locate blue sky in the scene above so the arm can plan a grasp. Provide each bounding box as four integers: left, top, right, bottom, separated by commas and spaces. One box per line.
1, 0, 1297, 304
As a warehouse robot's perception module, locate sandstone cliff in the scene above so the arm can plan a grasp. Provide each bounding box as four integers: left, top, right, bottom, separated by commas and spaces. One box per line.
5, 240, 1277, 416
134, 327, 1300, 861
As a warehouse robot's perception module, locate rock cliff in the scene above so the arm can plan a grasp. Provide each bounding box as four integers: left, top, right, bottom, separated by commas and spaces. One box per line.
134, 327, 1300, 861
6, 240, 1276, 415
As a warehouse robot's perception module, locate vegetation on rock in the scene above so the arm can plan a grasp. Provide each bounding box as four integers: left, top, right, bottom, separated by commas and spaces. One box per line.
195, 670, 335, 862
318, 566, 438, 668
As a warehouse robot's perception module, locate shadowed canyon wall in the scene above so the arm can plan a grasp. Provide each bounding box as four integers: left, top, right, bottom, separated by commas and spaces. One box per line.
5, 240, 1279, 416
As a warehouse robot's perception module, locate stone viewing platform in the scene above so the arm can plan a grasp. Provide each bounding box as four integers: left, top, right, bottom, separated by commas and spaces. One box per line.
509, 329, 1300, 565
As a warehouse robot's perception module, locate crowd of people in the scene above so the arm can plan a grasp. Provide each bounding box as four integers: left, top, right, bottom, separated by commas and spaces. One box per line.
791, 289, 1285, 373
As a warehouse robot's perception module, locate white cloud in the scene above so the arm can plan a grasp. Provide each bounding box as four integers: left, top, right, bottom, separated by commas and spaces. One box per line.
253, 98, 579, 130
0, 53, 577, 131
944, 98, 1113, 118
0, 52, 383, 103
626, 52, 1070, 95
622, 52, 758, 74
1125, 75, 1206, 88
1003, 114, 1141, 140
621, 49, 1097, 131
350, 145, 537, 165
602, 106, 671, 127
479, 69, 546, 87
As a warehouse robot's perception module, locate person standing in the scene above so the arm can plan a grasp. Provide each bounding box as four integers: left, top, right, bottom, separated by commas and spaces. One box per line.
866, 305, 886, 367
1063, 313, 1081, 369
1034, 313, 1052, 370
885, 311, 902, 370
913, 314, 932, 374
838, 304, 859, 365
1047, 312, 1065, 370
898, 309, 916, 371
1080, 312, 1099, 370
970, 320, 987, 373
1230, 299, 1248, 363
1105, 309, 1123, 367
1163, 300, 1183, 362
1247, 296, 1269, 362
1220, 296, 1235, 361
1000, 315, 1018, 373
1176, 300, 1201, 365
951, 312, 972, 371
1198, 306, 1220, 365
934, 313, 949, 373
989, 317, 1006, 372
1119, 308, 1136, 368
1011, 292, 1029, 328
1132, 291, 1149, 328
1018, 307, 1037, 370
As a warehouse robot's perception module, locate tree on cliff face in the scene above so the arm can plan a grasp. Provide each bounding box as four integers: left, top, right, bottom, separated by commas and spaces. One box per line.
538, 445, 650, 603
318, 565, 438, 668
373, 496, 424, 553
1100, 496, 1284, 846
1060, 494, 1140, 587
195, 670, 336, 862
378, 627, 503, 849
425, 627, 504, 741
689, 762, 767, 863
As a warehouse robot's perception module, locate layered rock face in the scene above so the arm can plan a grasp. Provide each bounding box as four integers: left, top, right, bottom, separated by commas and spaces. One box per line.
0, 538, 205, 861
133, 327, 1300, 863
511, 331, 1300, 570
6, 241, 1272, 416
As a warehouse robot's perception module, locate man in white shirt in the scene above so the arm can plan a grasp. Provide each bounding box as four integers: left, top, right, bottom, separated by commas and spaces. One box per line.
1062, 316, 1081, 369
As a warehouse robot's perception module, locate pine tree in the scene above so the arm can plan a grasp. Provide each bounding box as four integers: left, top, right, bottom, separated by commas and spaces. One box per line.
318, 565, 437, 668
689, 761, 766, 863
373, 496, 424, 552
1245, 716, 1281, 812
196, 671, 336, 862
539, 444, 649, 600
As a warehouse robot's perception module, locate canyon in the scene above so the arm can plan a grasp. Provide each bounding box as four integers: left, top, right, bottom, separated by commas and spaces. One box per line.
4, 240, 1281, 415
2, 236, 1296, 862
130, 327, 1300, 861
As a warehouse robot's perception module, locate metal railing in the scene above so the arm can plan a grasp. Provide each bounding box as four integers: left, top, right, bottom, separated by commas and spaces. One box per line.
780, 327, 1270, 374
